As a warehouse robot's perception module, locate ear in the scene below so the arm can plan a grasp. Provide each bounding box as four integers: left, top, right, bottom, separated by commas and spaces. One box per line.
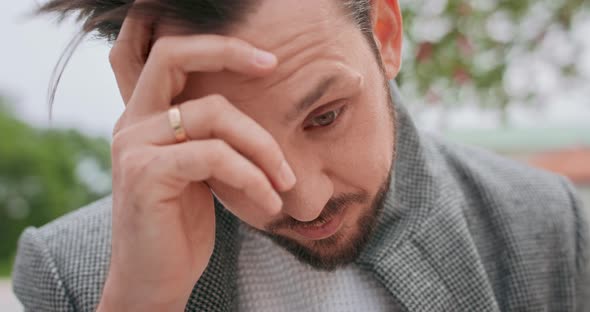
371, 0, 403, 79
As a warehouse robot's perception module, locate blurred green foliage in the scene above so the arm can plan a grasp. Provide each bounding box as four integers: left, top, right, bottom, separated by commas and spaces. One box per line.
398, 0, 589, 111
0, 98, 111, 277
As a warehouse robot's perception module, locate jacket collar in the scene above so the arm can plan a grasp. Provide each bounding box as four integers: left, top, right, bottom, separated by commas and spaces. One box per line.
355, 82, 499, 311
185, 81, 500, 311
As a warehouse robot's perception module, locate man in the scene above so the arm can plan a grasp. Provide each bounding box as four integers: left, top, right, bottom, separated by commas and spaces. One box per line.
12, 0, 589, 311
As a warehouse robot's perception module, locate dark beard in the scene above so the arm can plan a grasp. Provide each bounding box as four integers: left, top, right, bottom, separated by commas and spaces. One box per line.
259, 174, 392, 271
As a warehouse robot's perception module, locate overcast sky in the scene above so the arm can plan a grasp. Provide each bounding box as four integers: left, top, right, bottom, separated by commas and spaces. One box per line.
1, 1, 589, 139
1, 1, 123, 138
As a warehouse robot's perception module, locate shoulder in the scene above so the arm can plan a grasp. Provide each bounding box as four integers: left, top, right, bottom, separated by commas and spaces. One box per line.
426, 133, 581, 247
426, 134, 588, 308
427, 133, 577, 217
12, 196, 113, 312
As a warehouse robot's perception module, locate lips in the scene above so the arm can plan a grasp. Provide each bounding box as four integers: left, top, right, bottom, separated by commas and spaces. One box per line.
291, 210, 344, 241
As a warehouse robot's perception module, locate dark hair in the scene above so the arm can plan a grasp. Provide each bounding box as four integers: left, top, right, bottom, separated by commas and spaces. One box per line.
36, 0, 374, 116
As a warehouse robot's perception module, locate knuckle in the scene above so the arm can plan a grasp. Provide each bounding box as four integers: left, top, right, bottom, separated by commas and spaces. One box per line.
118, 148, 140, 168
205, 94, 229, 107
172, 147, 197, 177
173, 152, 188, 175
119, 148, 155, 181
111, 130, 130, 159
210, 139, 230, 156
150, 37, 172, 61
118, 149, 142, 176
208, 139, 231, 169
246, 173, 270, 194
112, 114, 127, 137
203, 94, 231, 120
108, 45, 122, 68
223, 37, 246, 59
108, 44, 134, 71
111, 120, 142, 158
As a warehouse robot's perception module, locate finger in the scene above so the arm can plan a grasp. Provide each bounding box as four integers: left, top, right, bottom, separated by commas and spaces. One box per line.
208, 178, 282, 223
126, 35, 278, 121
109, 4, 154, 104
155, 139, 282, 215
117, 95, 296, 192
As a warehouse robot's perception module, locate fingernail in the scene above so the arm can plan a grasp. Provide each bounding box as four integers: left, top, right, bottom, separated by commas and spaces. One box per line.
279, 160, 296, 190
269, 191, 283, 214
254, 49, 277, 67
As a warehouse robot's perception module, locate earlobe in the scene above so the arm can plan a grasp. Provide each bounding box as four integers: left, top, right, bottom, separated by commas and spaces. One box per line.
371, 0, 403, 79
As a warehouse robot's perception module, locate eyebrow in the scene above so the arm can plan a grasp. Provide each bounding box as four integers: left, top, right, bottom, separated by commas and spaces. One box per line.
285, 75, 338, 123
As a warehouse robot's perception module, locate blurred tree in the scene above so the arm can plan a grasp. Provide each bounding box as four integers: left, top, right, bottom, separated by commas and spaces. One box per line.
0, 97, 111, 276
397, 0, 589, 118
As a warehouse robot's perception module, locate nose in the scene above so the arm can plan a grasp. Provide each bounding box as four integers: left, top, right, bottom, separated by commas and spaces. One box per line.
280, 152, 333, 222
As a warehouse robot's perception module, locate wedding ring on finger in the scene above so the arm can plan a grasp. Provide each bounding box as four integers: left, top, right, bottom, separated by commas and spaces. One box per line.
168, 105, 188, 143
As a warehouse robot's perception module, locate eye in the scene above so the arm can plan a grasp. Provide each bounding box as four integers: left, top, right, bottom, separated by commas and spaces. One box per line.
304, 106, 344, 129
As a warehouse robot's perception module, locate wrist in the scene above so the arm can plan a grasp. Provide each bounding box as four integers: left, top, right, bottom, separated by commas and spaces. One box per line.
97, 273, 191, 312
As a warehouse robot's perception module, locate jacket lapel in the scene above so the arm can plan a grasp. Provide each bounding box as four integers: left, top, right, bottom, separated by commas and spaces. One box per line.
185, 201, 240, 312
356, 82, 500, 311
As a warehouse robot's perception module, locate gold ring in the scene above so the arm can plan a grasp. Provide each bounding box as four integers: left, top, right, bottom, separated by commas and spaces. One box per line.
168, 105, 188, 143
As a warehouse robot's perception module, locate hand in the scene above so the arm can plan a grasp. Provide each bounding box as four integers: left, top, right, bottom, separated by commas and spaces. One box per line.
97, 15, 296, 311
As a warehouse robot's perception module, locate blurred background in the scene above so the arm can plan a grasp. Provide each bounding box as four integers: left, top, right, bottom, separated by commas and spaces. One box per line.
1, 0, 589, 309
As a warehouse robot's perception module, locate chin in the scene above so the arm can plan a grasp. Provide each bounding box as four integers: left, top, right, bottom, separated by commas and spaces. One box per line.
264, 208, 381, 272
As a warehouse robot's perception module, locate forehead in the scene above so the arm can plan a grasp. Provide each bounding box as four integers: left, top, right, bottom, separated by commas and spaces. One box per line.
168, 0, 370, 113
236, 0, 351, 48
233, 0, 359, 84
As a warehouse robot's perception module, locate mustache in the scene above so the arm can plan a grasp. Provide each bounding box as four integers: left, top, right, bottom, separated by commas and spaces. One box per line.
265, 191, 369, 233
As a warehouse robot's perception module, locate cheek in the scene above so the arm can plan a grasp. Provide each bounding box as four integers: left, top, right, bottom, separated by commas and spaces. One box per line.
337, 48, 394, 186
328, 96, 393, 192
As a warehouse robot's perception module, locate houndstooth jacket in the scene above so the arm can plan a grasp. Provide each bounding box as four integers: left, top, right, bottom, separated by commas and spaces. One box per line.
12, 83, 590, 311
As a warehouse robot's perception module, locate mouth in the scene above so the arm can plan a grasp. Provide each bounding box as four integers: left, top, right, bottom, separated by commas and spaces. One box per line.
291, 210, 345, 241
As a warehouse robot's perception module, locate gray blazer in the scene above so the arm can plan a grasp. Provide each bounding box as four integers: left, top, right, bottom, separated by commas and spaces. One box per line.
12, 84, 590, 311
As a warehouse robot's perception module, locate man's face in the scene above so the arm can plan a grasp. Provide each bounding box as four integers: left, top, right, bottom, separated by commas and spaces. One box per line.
167, 0, 398, 270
